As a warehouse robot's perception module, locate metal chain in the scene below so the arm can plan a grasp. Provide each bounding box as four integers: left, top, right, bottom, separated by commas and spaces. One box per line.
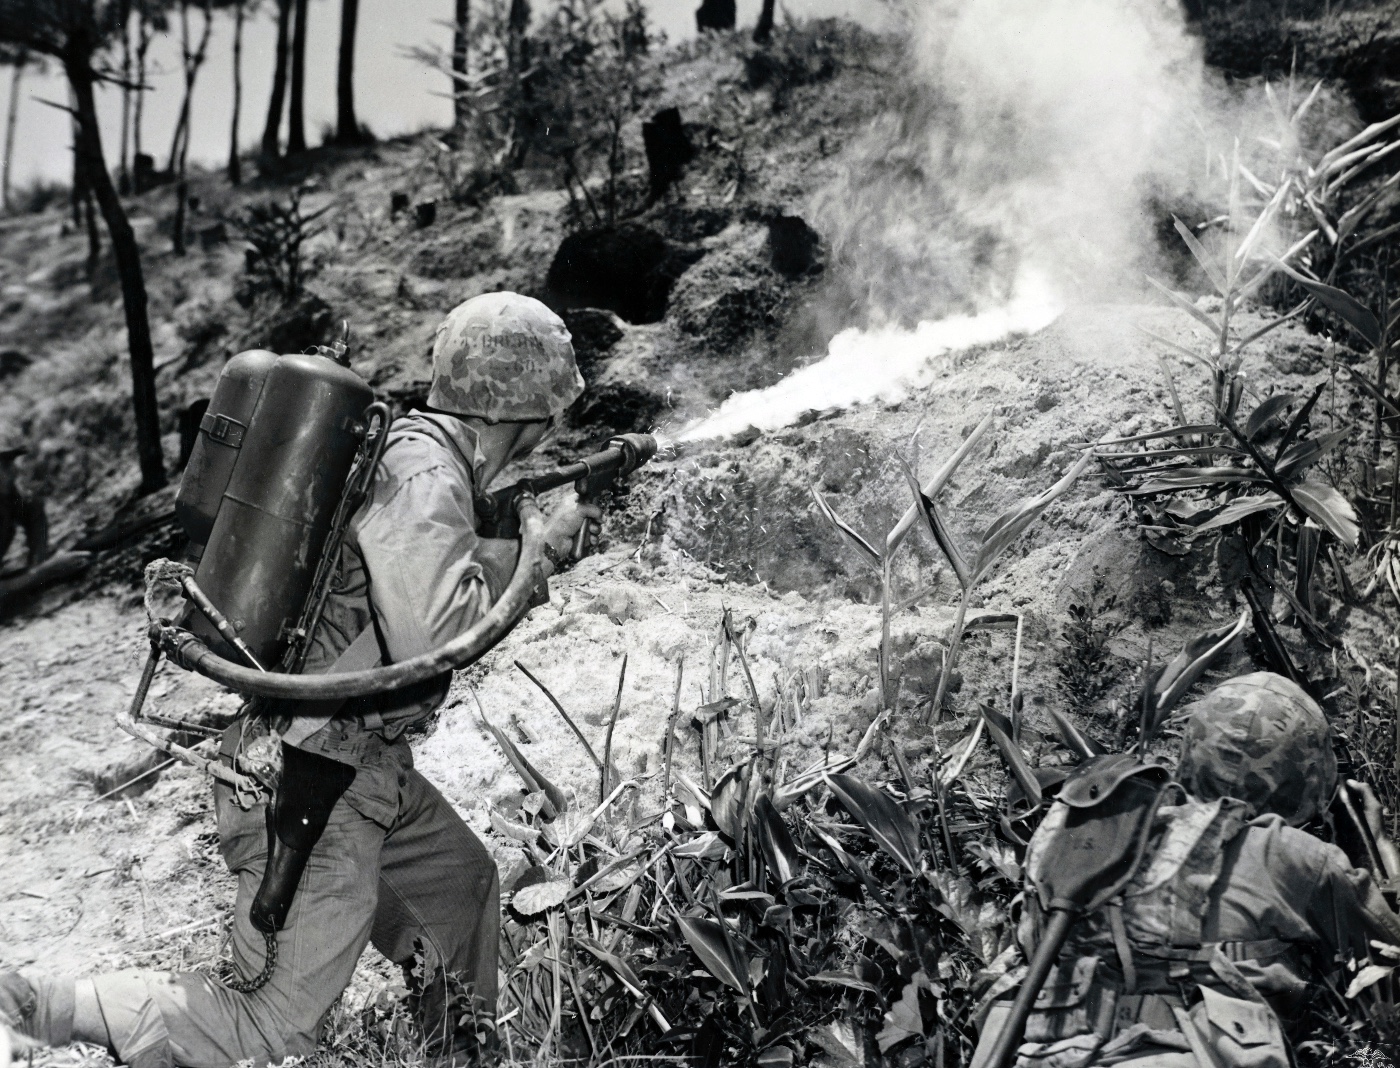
221, 929, 278, 994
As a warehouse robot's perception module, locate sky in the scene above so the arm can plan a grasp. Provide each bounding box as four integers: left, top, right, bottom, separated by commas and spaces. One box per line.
1, 0, 879, 188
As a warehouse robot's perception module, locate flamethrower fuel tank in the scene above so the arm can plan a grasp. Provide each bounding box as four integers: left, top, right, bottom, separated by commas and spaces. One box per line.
176, 349, 374, 667
177, 349, 279, 550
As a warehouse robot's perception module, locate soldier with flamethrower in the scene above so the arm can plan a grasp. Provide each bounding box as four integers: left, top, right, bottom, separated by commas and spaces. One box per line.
0, 293, 648, 1067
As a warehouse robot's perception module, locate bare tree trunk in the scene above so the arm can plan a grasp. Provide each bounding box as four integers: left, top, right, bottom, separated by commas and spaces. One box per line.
332, 0, 363, 144
2, 59, 22, 212
134, 3, 153, 176
260, 0, 291, 158
84, 179, 101, 278
452, 0, 469, 136
228, 0, 244, 182
66, 55, 165, 494
171, 0, 213, 255
119, 0, 132, 193
506, 0, 530, 167
286, 0, 308, 154
166, 0, 189, 173
69, 87, 82, 228
753, 0, 775, 43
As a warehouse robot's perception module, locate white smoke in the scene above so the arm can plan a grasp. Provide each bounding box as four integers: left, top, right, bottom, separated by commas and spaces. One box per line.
678, 0, 1232, 441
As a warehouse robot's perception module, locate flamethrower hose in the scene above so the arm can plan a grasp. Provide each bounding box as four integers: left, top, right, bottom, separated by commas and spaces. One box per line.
152, 499, 548, 700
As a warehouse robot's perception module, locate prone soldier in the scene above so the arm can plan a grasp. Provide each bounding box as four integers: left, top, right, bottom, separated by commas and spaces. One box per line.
974, 672, 1400, 1068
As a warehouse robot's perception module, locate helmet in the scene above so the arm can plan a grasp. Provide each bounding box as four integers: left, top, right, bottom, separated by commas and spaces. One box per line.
1176, 672, 1335, 826
428, 292, 585, 421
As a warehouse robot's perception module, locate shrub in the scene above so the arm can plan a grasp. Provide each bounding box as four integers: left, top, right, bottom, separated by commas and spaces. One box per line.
227, 185, 330, 304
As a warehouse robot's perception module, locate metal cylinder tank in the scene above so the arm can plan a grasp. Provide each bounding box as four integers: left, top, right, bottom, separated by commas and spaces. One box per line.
187, 351, 374, 667
176, 349, 280, 553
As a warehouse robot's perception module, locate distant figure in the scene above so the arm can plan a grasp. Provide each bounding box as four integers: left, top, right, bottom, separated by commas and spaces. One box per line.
0, 440, 49, 573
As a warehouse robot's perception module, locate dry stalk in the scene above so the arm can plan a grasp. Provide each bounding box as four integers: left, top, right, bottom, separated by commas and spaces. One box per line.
517, 660, 602, 770
602, 655, 628, 802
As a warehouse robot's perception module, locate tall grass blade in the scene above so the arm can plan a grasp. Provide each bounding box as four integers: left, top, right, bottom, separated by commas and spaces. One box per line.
474, 693, 567, 819
1291, 479, 1360, 547
978, 704, 1042, 807
1046, 706, 1106, 761
1274, 380, 1327, 462
971, 452, 1092, 585
754, 794, 801, 884
824, 773, 921, 873
1146, 275, 1222, 334
1275, 427, 1350, 481
887, 411, 995, 551
1187, 493, 1284, 535
1146, 611, 1250, 735
1317, 114, 1400, 173
515, 661, 602, 769
1138, 326, 1208, 365
1291, 79, 1323, 126
676, 914, 750, 994
1229, 302, 1306, 355
711, 763, 748, 840
812, 487, 882, 569
1276, 263, 1382, 348
1172, 216, 1227, 296
1234, 181, 1289, 268
1245, 393, 1297, 440
900, 460, 971, 589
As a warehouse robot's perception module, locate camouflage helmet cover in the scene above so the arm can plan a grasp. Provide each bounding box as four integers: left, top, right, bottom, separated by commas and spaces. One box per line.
1176, 671, 1335, 826
428, 291, 585, 421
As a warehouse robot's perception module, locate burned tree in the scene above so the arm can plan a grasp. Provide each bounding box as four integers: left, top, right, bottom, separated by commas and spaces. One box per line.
330, 0, 365, 144
259, 0, 289, 157
227, 0, 250, 182
753, 0, 774, 43
451, 0, 467, 136
0, 0, 166, 492
0, 44, 29, 211
167, 0, 213, 254
286, 0, 307, 153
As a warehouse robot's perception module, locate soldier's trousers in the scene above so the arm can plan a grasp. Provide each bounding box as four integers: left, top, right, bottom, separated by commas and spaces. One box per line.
86, 767, 499, 1068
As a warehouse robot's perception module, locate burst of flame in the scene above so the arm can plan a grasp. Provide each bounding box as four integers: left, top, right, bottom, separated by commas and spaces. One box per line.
675, 270, 1063, 443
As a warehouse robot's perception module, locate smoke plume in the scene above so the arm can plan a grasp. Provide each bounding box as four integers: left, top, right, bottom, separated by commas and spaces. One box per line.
814, 0, 1207, 325
678, 0, 1258, 441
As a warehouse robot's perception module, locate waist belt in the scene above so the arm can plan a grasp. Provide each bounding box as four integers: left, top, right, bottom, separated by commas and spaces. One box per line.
1135, 939, 1298, 964
296, 715, 392, 764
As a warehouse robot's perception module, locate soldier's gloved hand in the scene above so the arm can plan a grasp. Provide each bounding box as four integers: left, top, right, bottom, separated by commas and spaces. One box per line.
1349, 779, 1400, 880
541, 493, 603, 570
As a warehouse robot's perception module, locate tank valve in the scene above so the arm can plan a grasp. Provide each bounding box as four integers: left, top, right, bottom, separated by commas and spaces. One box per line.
321, 320, 352, 366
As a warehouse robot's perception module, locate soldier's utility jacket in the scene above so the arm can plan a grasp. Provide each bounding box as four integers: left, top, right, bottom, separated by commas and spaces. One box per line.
973, 795, 1400, 1068
260, 411, 514, 826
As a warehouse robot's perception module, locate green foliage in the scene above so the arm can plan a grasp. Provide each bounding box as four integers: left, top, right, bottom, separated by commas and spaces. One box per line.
227, 185, 329, 304
411, 0, 658, 224
1056, 578, 1126, 712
